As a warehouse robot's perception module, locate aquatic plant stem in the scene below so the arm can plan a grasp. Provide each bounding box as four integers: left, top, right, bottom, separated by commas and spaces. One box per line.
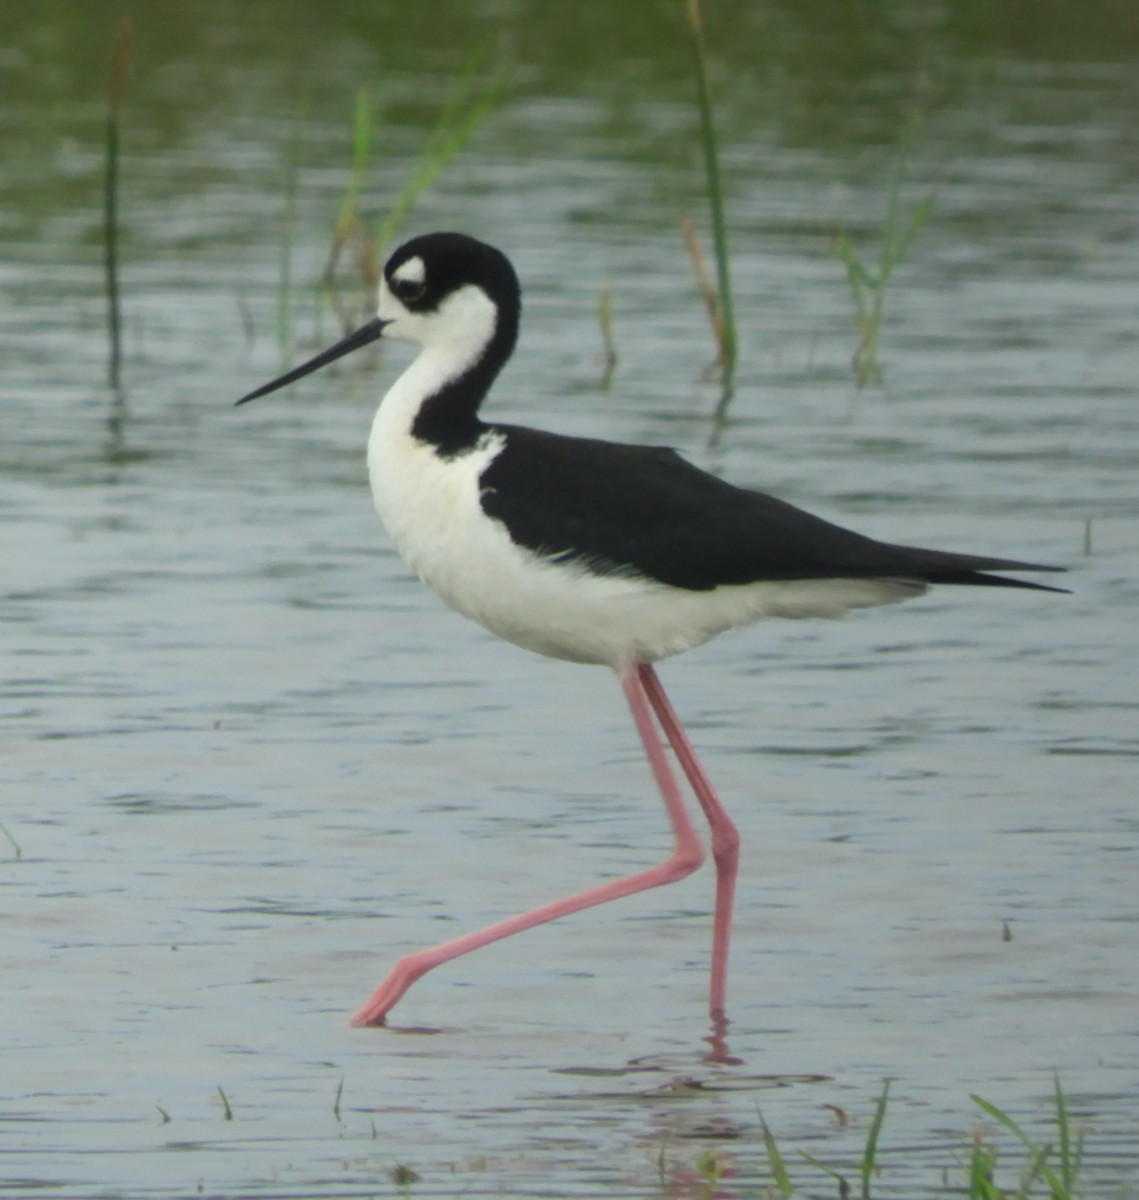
0, 819, 21, 859
686, 0, 737, 403
373, 45, 501, 255
323, 88, 378, 294
835, 127, 933, 387
321, 50, 499, 326
104, 18, 132, 391
861, 1078, 891, 1200
596, 281, 618, 389
681, 216, 726, 354
971, 1077, 1083, 1200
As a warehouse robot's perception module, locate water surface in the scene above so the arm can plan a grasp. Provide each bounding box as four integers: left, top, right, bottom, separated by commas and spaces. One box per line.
3, 3, 1138, 1196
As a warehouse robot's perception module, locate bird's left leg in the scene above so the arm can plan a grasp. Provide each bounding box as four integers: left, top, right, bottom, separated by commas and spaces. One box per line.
638, 662, 739, 1018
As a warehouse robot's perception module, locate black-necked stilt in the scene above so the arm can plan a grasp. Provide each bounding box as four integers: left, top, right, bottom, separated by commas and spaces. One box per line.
237, 231, 1065, 1030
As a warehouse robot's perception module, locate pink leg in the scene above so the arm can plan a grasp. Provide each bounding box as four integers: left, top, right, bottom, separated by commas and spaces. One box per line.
350, 664, 705, 1026
639, 663, 738, 1018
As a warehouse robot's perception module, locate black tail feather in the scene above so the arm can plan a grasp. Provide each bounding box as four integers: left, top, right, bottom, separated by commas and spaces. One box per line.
924, 567, 1069, 594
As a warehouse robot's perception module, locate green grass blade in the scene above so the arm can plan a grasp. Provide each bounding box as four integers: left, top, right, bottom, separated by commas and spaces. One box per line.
686, 0, 737, 397
835, 233, 872, 317
374, 45, 502, 253
800, 1149, 848, 1195
890, 196, 934, 271
104, 17, 132, 391
971, 1095, 1031, 1145
966, 1133, 1002, 1200
596, 281, 618, 390
1021, 1142, 1055, 1198
970, 1094, 1065, 1198
759, 1115, 795, 1197
334, 87, 375, 235
859, 1078, 891, 1200
1053, 1073, 1071, 1194
324, 87, 381, 297
1052, 1072, 1083, 1197
832, 122, 932, 387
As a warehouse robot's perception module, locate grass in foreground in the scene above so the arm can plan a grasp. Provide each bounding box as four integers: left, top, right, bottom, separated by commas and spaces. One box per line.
746, 1074, 1083, 1199
149, 1074, 1089, 1198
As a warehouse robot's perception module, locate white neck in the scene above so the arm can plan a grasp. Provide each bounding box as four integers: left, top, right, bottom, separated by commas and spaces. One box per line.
375, 341, 477, 435
377, 282, 499, 411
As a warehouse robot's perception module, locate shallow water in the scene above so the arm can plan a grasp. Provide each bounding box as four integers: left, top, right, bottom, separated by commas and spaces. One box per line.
3, 4, 1139, 1197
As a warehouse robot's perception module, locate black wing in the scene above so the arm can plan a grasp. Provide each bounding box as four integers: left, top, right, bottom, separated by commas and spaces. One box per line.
478, 426, 1066, 593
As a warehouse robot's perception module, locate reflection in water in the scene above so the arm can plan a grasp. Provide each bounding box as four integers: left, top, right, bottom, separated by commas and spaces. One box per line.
702, 1010, 741, 1065
103, 385, 128, 463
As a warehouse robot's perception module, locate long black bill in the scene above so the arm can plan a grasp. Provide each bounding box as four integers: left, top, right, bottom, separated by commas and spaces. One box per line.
235, 316, 389, 406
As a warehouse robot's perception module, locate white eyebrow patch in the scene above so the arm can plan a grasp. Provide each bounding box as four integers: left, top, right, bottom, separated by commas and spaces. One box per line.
392, 256, 426, 286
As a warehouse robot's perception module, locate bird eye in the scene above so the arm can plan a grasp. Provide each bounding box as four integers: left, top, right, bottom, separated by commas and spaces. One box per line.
394, 278, 427, 304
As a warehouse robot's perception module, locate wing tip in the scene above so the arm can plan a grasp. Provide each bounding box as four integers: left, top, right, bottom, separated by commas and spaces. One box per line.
943, 567, 1070, 594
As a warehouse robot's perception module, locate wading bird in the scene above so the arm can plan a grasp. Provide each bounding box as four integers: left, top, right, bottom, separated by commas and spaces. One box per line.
237, 232, 1064, 1028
